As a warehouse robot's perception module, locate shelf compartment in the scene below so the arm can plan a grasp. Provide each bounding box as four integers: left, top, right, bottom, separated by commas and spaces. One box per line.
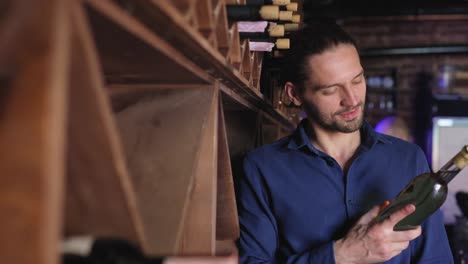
240, 40, 253, 84
195, 0, 216, 39
251, 52, 264, 91
110, 84, 217, 255
228, 23, 242, 69
214, 0, 230, 57
65, 1, 146, 250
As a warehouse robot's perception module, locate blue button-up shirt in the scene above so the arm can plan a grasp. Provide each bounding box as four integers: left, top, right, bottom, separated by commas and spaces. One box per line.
236, 120, 453, 263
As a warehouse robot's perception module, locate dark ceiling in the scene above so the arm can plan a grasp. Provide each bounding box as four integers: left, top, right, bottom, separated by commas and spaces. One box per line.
303, 0, 468, 21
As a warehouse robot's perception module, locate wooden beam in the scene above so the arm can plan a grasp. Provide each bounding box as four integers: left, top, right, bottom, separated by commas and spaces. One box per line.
178, 84, 219, 255
0, 0, 70, 264
216, 96, 239, 241
84, 0, 212, 84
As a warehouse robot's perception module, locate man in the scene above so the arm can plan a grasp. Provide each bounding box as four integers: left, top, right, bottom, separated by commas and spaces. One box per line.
236, 23, 453, 263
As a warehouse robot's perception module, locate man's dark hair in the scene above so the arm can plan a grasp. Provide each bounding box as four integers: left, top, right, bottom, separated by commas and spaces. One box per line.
281, 22, 359, 92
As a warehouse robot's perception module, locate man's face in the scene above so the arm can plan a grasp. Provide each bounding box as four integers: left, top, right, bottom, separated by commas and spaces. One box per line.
301, 44, 366, 133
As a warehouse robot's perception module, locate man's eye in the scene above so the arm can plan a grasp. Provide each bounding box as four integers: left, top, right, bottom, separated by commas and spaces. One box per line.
322, 87, 337, 95
352, 77, 362, 85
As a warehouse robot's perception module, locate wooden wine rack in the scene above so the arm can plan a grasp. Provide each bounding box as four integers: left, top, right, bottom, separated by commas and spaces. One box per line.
0, 0, 298, 263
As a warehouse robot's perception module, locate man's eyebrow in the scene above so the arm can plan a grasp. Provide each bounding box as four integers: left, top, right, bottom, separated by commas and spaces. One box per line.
314, 69, 365, 90
352, 70, 365, 79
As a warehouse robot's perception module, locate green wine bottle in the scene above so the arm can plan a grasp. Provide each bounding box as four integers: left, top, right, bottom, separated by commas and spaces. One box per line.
375, 145, 468, 231
226, 5, 293, 22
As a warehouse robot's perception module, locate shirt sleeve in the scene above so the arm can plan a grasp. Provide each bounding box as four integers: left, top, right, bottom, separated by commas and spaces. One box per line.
237, 155, 338, 264
410, 147, 454, 264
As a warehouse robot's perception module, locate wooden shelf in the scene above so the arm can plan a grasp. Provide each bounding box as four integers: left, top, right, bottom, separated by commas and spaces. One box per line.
84, 0, 294, 130
84, 0, 212, 84
1, 0, 301, 263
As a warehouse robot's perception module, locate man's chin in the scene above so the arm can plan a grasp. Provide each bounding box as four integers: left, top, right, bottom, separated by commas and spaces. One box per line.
334, 116, 363, 133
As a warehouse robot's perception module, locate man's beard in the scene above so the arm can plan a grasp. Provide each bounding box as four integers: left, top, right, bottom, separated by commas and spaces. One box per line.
302, 100, 364, 134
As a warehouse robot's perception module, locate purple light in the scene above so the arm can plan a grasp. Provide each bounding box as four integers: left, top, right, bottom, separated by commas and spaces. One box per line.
375, 116, 397, 134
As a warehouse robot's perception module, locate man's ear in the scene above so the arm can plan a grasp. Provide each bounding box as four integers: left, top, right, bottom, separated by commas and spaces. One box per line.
284, 82, 303, 107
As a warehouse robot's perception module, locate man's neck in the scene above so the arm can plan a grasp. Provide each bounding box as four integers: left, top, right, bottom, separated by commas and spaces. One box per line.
306, 118, 362, 171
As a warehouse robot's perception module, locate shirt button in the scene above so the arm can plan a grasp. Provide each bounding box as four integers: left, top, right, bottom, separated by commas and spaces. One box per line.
325, 158, 334, 167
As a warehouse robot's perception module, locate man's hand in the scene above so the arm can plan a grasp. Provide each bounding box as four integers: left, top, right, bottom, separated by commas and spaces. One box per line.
333, 204, 422, 264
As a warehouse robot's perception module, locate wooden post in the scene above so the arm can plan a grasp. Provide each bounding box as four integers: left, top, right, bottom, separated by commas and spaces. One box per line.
0, 1, 70, 263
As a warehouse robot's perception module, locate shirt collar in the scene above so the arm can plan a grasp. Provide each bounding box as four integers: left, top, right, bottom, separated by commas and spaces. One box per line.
287, 119, 391, 153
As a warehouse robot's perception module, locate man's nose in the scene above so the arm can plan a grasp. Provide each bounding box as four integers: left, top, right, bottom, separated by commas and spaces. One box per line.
340, 85, 359, 106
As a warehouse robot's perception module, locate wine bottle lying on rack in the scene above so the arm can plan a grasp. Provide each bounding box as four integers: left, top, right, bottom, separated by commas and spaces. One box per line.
291, 14, 301, 23
246, 0, 290, 6
227, 5, 293, 22
240, 24, 285, 38
375, 145, 468, 231
280, 3, 299, 11
283, 23, 299, 31
249, 38, 290, 51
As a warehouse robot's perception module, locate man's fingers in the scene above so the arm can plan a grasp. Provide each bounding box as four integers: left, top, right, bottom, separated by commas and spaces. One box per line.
385, 204, 416, 227
390, 226, 422, 242
390, 241, 410, 253
358, 205, 381, 225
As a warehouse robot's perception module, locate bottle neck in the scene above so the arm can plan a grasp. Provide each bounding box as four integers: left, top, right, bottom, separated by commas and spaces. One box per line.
436, 162, 462, 184
436, 146, 468, 184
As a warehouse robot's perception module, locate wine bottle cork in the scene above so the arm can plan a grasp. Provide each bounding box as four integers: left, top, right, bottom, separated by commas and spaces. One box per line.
268, 24, 285, 37
272, 0, 291, 5
259, 5, 280, 20
286, 3, 298, 11
454, 145, 468, 169
275, 38, 290, 49
291, 14, 301, 23
279, 10, 293, 21
284, 23, 299, 31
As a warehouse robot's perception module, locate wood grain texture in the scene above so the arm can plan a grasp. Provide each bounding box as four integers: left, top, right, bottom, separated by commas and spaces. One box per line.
214, 0, 230, 57
216, 240, 238, 256
216, 97, 240, 241
115, 84, 215, 255
85, 0, 211, 84
64, 1, 146, 250
178, 85, 219, 255
0, 0, 70, 263
195, 0, 215, 37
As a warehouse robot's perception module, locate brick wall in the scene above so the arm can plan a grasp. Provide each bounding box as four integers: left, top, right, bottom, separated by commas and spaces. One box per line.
343, 18, 468, 48
341, 18, 468, 127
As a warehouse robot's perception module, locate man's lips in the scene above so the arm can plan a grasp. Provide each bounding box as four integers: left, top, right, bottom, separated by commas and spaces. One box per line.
336, 105, 361, 120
